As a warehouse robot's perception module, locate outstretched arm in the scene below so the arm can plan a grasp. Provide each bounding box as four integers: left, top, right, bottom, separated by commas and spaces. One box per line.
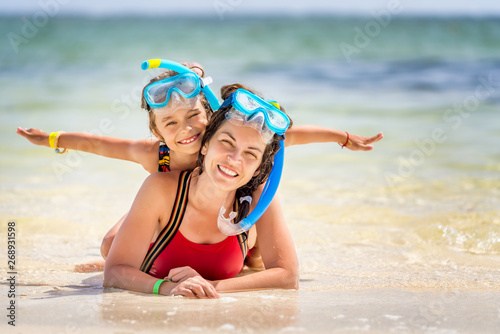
284, 125, 383, 151
16, 127, 159, 173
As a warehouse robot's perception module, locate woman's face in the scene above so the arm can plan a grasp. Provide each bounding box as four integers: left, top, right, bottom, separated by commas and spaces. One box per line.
202, 121, 267, 192
154, 98, 208, 155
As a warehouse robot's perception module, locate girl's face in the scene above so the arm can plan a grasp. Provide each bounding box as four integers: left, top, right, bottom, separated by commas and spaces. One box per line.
155, 99, 208, 155
201, 121, 267, 192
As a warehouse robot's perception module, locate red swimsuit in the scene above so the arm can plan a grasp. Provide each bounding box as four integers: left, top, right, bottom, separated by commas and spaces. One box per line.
148, 230, 245, 280
140, 171, 248, 280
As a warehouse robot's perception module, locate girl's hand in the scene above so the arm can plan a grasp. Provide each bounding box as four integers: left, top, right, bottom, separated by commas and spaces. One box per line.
344, 132, 383, 151
16, 128, 51, 147
167, 274, 219, 299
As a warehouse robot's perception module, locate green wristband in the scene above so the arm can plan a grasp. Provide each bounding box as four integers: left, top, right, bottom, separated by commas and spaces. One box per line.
153, 278, 172, 295
153, 279, 165, 295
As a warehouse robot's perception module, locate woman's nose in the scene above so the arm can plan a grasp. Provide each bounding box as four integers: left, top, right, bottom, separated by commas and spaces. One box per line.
227, 150, 243, 165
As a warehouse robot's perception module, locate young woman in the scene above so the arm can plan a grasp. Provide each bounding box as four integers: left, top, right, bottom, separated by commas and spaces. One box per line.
104, 86, 299, 297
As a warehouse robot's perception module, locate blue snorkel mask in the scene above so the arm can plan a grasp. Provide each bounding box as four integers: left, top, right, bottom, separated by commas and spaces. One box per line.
217, 89, 289, 236
141, 59, 221, 111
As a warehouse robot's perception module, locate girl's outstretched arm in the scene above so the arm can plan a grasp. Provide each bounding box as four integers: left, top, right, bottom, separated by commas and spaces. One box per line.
284, 125, 383, 151
16, 127, 159, 173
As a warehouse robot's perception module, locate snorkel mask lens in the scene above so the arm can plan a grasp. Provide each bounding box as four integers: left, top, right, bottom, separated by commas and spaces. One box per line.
222, 89, 290, 138
141, 59, 221, 111
144, 72, 201, 110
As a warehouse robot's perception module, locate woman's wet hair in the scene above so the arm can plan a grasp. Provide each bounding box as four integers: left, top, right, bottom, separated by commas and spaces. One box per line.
141, 62, 213, 142
198, 83, 293, 225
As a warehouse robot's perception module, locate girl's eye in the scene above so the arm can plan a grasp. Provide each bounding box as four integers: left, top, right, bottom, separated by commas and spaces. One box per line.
189, 113, 200, 119
166, 121, 176, 127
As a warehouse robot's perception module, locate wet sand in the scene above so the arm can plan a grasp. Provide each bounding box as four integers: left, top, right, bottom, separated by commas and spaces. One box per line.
3, 270, 499, 334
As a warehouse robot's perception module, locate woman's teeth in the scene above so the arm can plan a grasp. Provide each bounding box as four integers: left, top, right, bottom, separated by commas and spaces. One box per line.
219, 165, 237, 177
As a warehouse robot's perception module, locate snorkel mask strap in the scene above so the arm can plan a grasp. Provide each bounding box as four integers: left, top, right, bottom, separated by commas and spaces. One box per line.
141, 59, 221, 111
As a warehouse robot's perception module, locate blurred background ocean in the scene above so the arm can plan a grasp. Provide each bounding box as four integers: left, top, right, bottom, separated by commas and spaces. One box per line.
0, 1, 499, 293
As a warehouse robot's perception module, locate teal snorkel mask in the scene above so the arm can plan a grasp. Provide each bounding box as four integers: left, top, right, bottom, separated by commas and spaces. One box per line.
217, 89, 289, 236
141, 59, 220, 111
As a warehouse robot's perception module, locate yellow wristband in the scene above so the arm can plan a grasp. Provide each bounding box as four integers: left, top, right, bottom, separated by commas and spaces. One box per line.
54, 131, 68, 154
48, 132, 58, 149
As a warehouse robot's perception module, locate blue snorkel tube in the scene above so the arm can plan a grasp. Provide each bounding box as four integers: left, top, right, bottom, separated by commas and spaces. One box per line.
141, 59, 221, 111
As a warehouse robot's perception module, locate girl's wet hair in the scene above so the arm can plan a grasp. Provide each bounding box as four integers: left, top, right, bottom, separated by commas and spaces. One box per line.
198, 83, 293, 225
141, 62, 213, 142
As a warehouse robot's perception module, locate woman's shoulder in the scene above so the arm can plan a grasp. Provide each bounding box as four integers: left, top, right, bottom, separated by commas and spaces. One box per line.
145, 170, 182, 188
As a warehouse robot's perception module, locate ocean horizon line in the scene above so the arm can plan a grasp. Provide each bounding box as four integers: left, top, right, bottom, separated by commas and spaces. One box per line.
1, 11, 500, 20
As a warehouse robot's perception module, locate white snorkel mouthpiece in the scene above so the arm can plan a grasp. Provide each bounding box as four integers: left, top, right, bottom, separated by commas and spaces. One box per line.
217, 206, 241, 236
217, 196, 253, 236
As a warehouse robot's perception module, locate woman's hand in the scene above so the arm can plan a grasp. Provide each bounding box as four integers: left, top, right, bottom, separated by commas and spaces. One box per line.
344, 132, 383, 151
167, 274, 219, 299
168, 266, 202, 283
166, 266, 219, 299
16, 127, 51, 147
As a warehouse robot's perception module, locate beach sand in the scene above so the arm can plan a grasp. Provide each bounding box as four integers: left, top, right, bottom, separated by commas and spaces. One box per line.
1, 252, 498, 334
4, 273, 499, 333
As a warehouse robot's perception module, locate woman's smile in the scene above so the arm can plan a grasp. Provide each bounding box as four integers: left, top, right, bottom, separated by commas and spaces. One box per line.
218, 165, 238, 178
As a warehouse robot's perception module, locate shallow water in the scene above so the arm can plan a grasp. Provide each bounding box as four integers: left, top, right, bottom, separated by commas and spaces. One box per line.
1, 14, 500, 332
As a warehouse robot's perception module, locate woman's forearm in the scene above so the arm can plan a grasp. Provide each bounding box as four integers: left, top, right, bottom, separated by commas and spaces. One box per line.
104, 264, 174, 295
213, 266, 299, 292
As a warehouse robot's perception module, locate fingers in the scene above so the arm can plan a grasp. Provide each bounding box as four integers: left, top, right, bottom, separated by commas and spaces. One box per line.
348, 132, 383, 151
168, 266, 195, 283
187, 282, 219, 299
16, 127, 28, 137
365, 132, 384, 144
169, 274, 219, 299
171, 280, 219, 299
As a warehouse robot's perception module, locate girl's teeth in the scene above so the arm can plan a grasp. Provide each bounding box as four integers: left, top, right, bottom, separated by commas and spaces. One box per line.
180, 136, 196, 144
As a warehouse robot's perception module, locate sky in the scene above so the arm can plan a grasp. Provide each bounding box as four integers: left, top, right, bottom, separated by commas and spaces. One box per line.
1, 0, 500, 17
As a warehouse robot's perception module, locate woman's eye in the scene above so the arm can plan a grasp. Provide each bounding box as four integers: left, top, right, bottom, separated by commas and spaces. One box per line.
246, 152, 258, 159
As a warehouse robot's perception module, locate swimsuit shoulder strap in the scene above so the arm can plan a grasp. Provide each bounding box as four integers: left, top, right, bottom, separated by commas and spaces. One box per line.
158, 141, 170, 172
140, 170, 192, 273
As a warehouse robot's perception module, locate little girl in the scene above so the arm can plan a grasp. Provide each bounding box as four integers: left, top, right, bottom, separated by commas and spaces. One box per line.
17, 60, 383, 263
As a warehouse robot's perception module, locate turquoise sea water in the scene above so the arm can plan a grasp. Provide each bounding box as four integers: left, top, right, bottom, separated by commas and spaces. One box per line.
1, 15, 499, 322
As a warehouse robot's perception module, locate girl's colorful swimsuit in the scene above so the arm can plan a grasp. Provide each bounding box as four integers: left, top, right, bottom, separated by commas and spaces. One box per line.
158, 142, 170, 172
140, 171, 248, 280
